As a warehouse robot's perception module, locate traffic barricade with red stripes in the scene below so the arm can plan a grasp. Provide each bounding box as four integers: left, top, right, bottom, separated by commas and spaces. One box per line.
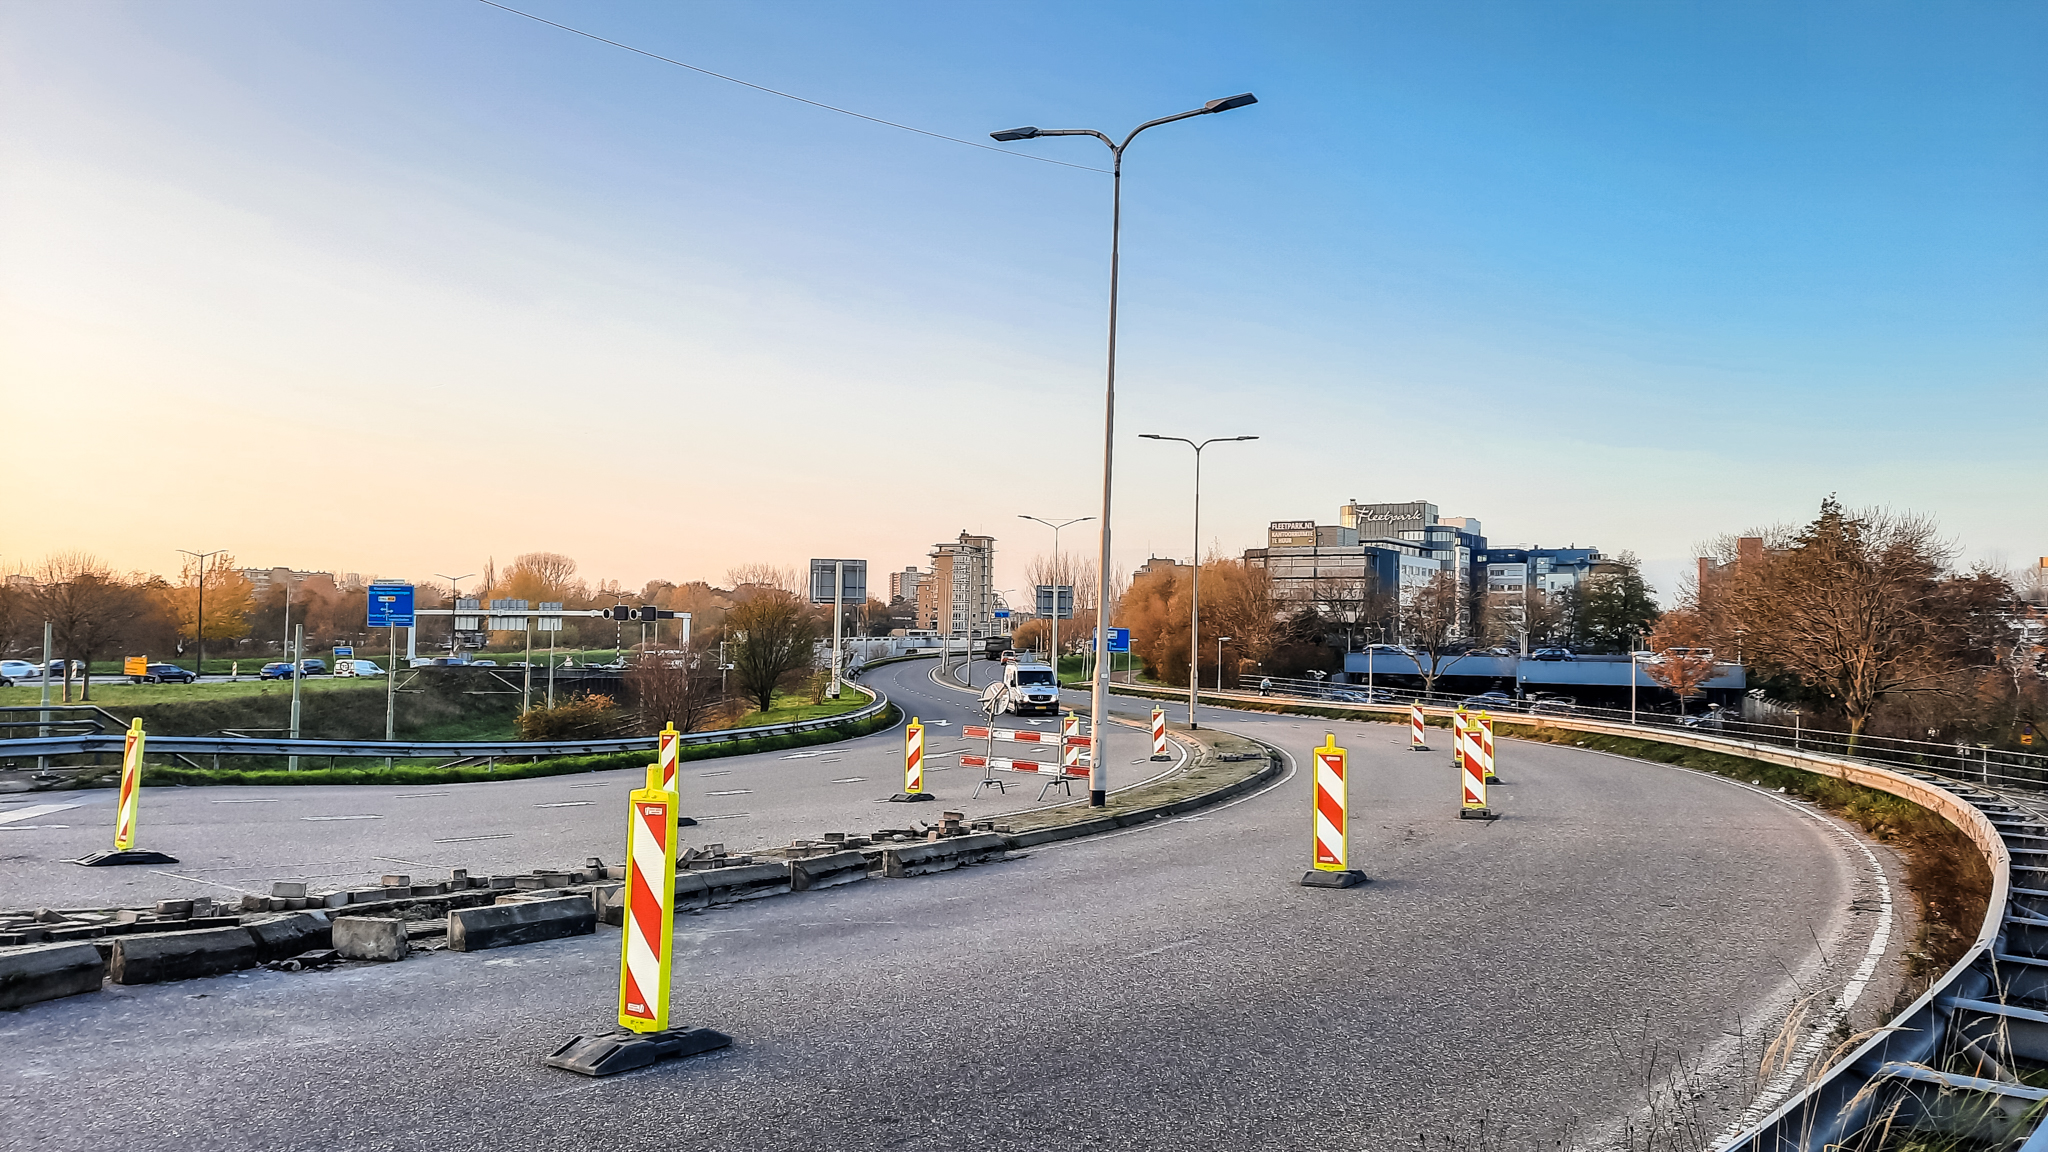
1301, 732, 1366, 888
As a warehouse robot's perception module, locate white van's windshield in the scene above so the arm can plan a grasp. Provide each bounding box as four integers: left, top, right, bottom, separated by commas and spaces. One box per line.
1012, 669, 1055, 687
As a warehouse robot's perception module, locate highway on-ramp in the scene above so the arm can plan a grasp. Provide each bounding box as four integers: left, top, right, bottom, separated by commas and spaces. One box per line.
0, 656, 1906, 1148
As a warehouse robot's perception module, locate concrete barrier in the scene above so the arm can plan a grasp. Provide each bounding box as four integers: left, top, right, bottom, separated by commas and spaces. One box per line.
0, 943, 107, 1009
332, 917, 408, 961
246, 912, 331, 962
883, 833, 1008, 878
694, 863, 791, 905
110, 927, 259, 985
790, 851, 871, 892
447, 897, 595, 952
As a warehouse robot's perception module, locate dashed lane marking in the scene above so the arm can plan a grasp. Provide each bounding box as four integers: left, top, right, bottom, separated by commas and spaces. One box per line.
434, 833, 511, 843
301, 814, 383, 822
534, 801, 594, 808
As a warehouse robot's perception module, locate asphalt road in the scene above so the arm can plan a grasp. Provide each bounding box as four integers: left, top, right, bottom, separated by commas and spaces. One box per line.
0, 658, 1184, 909
0, 655, 1902, 1148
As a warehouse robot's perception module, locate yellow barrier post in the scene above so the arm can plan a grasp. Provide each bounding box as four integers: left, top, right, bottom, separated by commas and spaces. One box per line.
75, 718, 179, 866
890, 716, 935, 803
1480, 712, 1498, 783
657, 721, 681, 794
1301, 733, 1367, 888
544, 763, 730, 1076
1460, 714, 1496, 821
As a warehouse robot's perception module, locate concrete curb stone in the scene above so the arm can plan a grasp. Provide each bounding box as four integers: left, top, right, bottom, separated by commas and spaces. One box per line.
0, 943, 107, 1010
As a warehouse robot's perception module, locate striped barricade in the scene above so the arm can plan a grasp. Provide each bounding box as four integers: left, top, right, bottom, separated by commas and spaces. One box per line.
543, 764, 731, 1077
1479, 712, 1498, 783
1460, 713, 1495, 820
74, 718, 178, 867
1410, 703, 1429, 751
1150, 708, 1170, 761
657, 721, 681, 793
890, 717, 935, 803
1301, 733, 1365, 888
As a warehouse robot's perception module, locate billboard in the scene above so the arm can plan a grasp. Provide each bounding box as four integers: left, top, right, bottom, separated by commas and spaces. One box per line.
366, 583, 415, 628
808, 559, 867, 605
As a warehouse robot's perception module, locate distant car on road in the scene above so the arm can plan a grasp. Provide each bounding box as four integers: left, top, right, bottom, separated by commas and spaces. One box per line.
1527, 699, 1577, 717
299, 658, 328, 676
0, 659, 41, 681
259, 662, 295, 680
130, 663, 197, 684
1460, 691, 1514, 710
335, 659, 385, 677
469, 659, 498, 667
1530, 648, 1576, 661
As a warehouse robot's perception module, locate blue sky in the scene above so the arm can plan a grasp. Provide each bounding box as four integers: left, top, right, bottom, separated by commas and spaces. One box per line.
3, 1, 2042, 602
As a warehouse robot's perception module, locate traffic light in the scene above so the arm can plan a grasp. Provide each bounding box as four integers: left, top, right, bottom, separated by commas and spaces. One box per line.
636, 606, 660, 622
605, 605, 632, 621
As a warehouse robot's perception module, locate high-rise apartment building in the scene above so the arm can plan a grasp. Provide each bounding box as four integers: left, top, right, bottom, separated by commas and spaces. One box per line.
915, 532, 997, 637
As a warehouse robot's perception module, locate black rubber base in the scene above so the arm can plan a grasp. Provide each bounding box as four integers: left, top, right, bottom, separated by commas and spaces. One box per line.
678, 816, 699, 827
74, 849, 179, 867
1458, 808, 1498, 821
1409, 745, 1431, 752
887, 792, 938, 803
1089, 790, 1106, 807
1300, 869, 1368, 889
1149, 754, 1172, 762
543, 1026, 732, 1077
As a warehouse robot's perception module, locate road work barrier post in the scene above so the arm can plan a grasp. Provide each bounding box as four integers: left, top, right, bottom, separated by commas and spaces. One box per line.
1301, 733, 1367, 889
1410, 703, 1428, 751
657, 721, 681, 793
1479, 712, 1498, 783
1459, 716, 1495, 821
1450, 708, 1467, 775
75, 718, 178, 867
890, 716, 935, 803
544, 765, 730, 1077
1150, 707, 1170, 761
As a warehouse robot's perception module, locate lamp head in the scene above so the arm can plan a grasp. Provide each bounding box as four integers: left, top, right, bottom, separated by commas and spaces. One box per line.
1203, 93, 1258, 114
990, 126, 1041, 142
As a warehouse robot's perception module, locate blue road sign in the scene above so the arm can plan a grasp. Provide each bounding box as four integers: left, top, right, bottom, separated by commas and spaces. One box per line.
994, 610, 1010, 619
334, 646, 353, 658
367, 583, 415, 628
1106, 627, 1131, 653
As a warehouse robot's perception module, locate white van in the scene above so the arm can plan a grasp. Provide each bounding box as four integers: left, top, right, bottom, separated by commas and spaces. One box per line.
986, 661, 1061, 716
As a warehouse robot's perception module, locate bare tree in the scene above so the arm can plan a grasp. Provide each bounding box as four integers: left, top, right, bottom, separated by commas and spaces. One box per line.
1405, 571, 1474, 697
726, 564, 803, 598
1644, 610, 1718, 715
726, 589, 818, 712
624, 645, 723, 734
1713, 499, 2002, 738
30, 553, 154, 701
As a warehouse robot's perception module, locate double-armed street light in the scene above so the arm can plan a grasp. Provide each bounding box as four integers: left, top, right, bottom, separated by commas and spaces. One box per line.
177, 548, 226, 679
1139, 433, 1258, 729
1019, 514, 1093, 681
991, 92, 1257, 804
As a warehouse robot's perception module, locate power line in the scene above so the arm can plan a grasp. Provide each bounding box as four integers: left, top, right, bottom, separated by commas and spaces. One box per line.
474, 1, 1108, 174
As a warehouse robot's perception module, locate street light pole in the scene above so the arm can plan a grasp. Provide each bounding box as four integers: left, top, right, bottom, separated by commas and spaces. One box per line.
992, 91, 1257, 803
177, 548, 225, 678
434, 572, 475, 658
1139, 434, 1257, 729
1019, 515, 1093, 685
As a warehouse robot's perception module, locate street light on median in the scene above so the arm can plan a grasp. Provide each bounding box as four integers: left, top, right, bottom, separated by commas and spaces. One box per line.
1139, 434, 1258, 729
991, 92, 1258, 803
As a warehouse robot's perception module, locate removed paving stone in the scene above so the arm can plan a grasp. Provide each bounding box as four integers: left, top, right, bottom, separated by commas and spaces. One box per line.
333, 917, 408, 962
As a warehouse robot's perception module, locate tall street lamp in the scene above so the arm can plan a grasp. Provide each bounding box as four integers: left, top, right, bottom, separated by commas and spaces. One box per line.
1139, 433, 1258, 729
435, 572, 476, 657
177, 548, 225, 678
993, 92, 1257, 805
1019, 514, 1093, 683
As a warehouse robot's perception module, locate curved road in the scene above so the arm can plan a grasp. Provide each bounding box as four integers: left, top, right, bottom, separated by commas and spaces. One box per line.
0, 656, 1902, 1148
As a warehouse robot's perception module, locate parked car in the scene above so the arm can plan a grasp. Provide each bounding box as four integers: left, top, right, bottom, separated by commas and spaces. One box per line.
299, 658, 328, 676
131, 662, 198, 684
1530, 648, 1576, 661
1679, 706, 1726, 730
259, 662, 295, 680
1527, 699, 1577, 717
335, 659, 386, 677
1459, 691, 1515, 710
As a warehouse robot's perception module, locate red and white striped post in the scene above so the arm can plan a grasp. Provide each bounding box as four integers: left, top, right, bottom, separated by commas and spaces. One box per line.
1460, 713, 1495, 820
113, 718, 145, 852
1150, 707, 1170, 761
657, 721, 681, 793
1063, 712, 1085, 774
890, 716, 935, 803
1479, 711, 1498, 783
619, 765, 678, 1032
543, 764, 731, 1076
1302, 733, 1366, 888
1409, 703, 1429, 751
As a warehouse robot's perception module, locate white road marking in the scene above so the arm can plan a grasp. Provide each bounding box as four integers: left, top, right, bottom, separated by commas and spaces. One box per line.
434, 833, 510, 843
567, 782, 611, 789
831, 777, 865, 784
697, 813, 750, 821
0, 825, 70, 831
704, 790, 753, 797
302, 814, 382, 821
779, 752, 822, 760
0, 803, 78, 825
209, 798, 281, 804
534, 801, 594, 808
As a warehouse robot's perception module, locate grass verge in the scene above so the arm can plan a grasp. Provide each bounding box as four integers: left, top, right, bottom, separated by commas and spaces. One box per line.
127, 703, 899, 788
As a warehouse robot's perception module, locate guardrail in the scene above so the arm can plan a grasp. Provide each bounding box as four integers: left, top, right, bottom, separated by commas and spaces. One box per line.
1110, 679, 2043, 1147
0, 683, 891, 763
